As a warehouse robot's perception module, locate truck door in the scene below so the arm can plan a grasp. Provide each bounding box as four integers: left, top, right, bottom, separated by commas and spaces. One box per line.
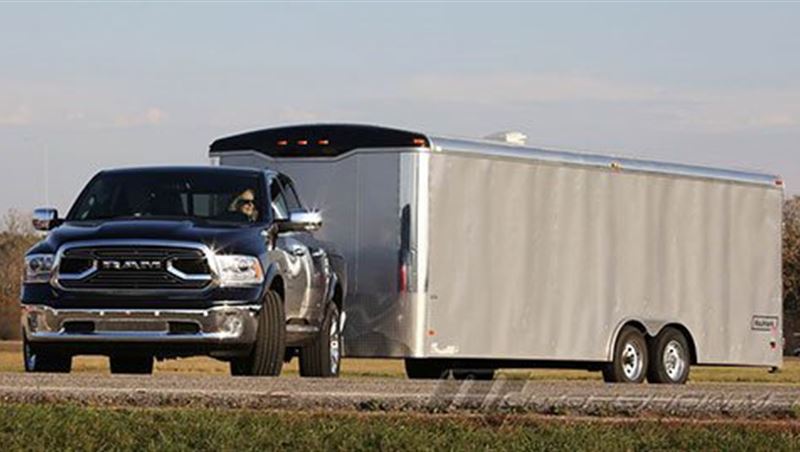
278, 175, 328, 323
269, 177, 312, 320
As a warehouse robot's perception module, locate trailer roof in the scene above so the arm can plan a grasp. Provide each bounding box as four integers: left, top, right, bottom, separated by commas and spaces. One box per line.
209, 123, 781, 188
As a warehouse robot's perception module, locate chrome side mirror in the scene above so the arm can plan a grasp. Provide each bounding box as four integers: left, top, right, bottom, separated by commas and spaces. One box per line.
32, 208, 60, 231
278, 210, 323, 233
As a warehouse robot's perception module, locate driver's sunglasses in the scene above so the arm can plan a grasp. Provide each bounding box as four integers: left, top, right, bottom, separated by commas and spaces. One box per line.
238, 199, 256, 207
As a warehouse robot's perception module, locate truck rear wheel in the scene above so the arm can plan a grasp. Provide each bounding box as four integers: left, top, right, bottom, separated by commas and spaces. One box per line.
647, 327, 691, 384
23, 338, 71, 373
404, 358, 450, 379
299, 303, 341, 378
602, 326, 648, 383
109, 355, 153, 374
230, 290, 286, 376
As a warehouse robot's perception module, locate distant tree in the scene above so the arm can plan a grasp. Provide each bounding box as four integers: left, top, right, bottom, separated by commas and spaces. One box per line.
783, 196, 800, 353
0, 210, 40, 340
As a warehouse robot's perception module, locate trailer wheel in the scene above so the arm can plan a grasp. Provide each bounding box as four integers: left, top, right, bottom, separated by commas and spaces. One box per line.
647, 327, 691, 384
452, 369, 496, 381
23, 337, 71, 373
298, 303, 341, 378
405, 358, 450, 379
603, 326, 648, 383
109, 355, 154, 374
230, 290, 286, 376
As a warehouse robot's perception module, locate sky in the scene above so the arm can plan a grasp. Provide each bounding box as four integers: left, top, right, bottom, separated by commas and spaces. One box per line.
1, 3, 798, 219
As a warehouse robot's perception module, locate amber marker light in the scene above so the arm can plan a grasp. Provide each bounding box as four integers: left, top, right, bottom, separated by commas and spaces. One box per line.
412, 138, 427, 147
318, 139, 329, 145
775, 179, 784, 187
277, 140, 288, 146
297, 140, 308, 146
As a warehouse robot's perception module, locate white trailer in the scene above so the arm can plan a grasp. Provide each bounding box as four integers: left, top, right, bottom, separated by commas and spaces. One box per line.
210, 124, 783, 383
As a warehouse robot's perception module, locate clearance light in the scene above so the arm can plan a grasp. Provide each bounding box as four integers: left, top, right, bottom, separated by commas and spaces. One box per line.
775, 179, 784, 187
277, 140, 288, 146
610, 162, 622, 171
297, 140, 308, 146
318, 139, 330, 145
412, 138, 426, 146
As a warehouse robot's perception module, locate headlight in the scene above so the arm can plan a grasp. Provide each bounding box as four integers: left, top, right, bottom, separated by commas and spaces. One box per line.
215, 255, 264, 287
24, 254, 55, 283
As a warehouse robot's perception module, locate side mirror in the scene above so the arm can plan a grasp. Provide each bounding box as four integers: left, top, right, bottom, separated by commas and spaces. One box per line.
277, 210, 323, 233
32, 208, 60, 231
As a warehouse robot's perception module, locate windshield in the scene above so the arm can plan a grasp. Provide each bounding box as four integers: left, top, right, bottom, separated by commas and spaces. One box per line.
67, 171, 266, 224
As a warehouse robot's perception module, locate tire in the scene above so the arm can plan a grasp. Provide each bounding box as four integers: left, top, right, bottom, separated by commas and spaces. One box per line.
23, 337, 71, 373
109, 355, 154, 375
299, 303, 342, 378
404, 358, 451, 379
647, 327, 691, 384
602, 326, 648, 383
452, 369, 496, 381
230, 290, 286, 376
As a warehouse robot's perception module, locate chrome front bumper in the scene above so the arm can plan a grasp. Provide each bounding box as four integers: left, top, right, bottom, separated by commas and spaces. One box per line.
22, 304, 260, 344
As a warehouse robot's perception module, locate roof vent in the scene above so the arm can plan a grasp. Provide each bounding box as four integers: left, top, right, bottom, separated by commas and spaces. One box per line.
484, 131, 527, 146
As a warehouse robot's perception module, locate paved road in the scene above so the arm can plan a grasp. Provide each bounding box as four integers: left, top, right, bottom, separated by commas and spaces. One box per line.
1, 372, 799, 419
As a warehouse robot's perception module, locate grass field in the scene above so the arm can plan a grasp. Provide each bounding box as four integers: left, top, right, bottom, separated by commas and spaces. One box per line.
3, 341, 799, 383
1, 403, 799, 451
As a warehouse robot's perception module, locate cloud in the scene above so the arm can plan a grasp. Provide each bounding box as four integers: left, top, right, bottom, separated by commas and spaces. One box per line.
114, 107, 168, 127
403, 72, 800, 134
407, 73, 665, 104
0, 105, 33, 126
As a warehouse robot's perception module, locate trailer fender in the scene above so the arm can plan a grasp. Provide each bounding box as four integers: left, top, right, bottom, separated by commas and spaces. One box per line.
606, 318, 699, 363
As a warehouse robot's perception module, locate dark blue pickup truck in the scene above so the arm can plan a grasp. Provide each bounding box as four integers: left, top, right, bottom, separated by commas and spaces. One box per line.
21, 166, 346, 377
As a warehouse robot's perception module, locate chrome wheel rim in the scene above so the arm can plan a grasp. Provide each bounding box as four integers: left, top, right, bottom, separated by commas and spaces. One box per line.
663, 340, 686, 381
622, 341, 643, 380
329, 308, 341, 375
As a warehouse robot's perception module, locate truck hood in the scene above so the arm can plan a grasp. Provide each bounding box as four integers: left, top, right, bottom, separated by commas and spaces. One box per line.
29, 220, 267, 256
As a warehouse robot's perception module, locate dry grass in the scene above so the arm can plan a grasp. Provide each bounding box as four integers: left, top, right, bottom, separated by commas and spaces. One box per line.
2, 341, 798, 383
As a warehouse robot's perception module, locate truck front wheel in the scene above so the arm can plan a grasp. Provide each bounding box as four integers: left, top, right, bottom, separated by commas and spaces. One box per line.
230, 290, 286, 376
23, 338, 71, 373
299, 303, 341, 378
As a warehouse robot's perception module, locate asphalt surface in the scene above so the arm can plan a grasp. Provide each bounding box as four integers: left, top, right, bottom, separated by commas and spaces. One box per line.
1, 372, 800, 419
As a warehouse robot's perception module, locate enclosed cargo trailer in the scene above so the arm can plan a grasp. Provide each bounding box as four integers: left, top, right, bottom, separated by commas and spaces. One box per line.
210, 124, 783, 383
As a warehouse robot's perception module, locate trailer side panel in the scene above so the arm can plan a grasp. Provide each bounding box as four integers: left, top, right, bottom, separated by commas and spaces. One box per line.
424, 151, 782, 366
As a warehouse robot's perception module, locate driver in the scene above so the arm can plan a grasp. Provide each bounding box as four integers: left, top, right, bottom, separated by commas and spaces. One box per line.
228, 189, 259, 222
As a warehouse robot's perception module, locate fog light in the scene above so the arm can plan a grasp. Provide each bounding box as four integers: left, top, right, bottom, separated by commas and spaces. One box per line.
222, 315, 244, 336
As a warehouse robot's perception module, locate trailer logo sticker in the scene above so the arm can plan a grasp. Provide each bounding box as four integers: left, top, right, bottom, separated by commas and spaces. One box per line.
430, 342, 459, 355
751, 316, 778, 331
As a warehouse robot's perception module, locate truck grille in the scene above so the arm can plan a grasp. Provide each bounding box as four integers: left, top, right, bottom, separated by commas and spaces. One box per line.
57, 245, 213, 291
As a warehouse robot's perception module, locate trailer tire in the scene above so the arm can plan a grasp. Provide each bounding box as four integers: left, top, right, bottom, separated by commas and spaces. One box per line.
603, 326, 648, 383
405, 358, 450, 379
647, 327, 691, 384
109, 355, 154, 374
298, 303, 341, 378
230, 290, 286, 376
23, 337, 71, 373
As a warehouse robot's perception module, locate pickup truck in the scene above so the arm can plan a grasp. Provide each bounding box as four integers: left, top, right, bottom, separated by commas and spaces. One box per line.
20, 166, 346, 376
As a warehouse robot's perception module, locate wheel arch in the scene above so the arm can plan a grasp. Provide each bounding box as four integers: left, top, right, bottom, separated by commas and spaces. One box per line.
606, 318, 699, 364
656, 323, 699, 365
264, 264, 285, 303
